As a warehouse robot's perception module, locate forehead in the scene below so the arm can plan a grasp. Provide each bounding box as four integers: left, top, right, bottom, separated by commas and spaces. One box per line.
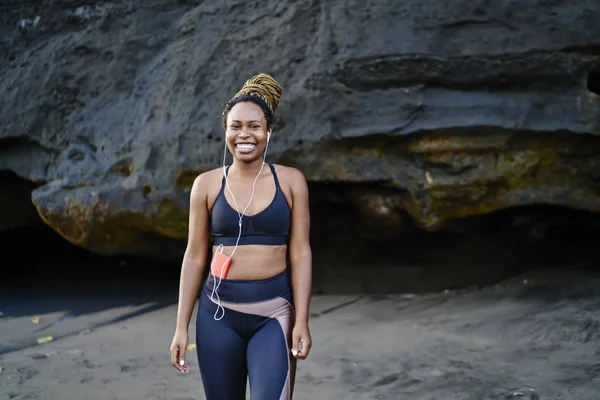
227, 101, 265, 123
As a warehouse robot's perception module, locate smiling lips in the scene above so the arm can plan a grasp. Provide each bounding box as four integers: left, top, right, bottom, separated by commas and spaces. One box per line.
236, 143, 256, 153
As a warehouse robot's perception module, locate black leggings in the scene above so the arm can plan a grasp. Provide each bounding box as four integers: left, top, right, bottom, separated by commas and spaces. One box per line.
196, 271, 295, 400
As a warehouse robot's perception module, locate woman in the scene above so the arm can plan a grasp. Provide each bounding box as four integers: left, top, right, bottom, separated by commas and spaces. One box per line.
170, 73, 313, 400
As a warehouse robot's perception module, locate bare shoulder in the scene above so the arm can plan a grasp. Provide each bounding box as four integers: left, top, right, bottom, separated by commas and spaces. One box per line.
190, 167, 225, 201
273, 164, 308, 196
272, 164, 308, 189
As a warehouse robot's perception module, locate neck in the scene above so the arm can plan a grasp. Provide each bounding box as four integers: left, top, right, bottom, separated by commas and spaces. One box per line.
230, 158, 266, 178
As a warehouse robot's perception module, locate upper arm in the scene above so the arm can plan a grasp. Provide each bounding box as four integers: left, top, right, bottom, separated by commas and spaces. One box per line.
288, 168, 311, 258
185, 173, 211, 260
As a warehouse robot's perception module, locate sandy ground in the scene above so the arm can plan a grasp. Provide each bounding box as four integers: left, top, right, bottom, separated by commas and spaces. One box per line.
1, 269, 600, 400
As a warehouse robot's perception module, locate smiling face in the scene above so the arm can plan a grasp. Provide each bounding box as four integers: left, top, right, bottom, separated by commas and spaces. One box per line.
225, 101, 270, 163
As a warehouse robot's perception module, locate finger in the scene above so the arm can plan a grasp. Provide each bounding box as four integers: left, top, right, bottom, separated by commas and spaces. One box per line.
297, 341, 312, 360
171, 346, 182, 371
179, 350, 191, 372
180, 349, 187, 369
291, 333, 301, 357
292, 339, 306, 359
180, 357, 191, 372
179, 358, 191, 372
304, 342, 312, 357
171, 346, 185, 371
296, 345, 306, 359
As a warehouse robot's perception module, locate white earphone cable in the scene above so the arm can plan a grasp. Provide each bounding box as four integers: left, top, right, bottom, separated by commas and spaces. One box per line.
210, 133, 271, 320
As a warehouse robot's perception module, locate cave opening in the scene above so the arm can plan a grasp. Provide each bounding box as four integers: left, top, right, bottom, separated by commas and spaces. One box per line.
0, 225, 180, 288
1, 170, 600, 299
0, 170, 181, 308
586, 65, 600, 95
310, 200, 600, 294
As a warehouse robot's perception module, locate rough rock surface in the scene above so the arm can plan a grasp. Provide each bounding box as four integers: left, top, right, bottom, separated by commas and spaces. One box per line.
1, 1, 600, 265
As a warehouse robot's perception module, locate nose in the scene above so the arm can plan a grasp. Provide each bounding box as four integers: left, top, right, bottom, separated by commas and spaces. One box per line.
238, 127, 251, 138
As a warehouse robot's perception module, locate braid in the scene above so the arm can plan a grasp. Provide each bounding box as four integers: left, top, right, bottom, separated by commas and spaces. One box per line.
233, 73, 282, 114
222, 73, 283, 130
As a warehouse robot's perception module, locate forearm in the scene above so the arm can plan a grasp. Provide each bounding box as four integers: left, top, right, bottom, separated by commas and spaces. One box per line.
175, 255, 206, 330
290, 250, 312, 324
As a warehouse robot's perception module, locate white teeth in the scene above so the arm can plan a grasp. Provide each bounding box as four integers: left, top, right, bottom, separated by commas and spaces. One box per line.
236, 144, 256, 150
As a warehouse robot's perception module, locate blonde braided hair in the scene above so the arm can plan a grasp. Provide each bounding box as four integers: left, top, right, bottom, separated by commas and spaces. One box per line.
233, 73, 283, 115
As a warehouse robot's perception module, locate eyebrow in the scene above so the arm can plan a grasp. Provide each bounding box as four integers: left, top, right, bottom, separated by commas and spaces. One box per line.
229, 120, 262, 124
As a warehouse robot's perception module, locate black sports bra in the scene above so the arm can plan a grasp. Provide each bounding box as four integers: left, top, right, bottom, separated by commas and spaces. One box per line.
210, 164, 291, 246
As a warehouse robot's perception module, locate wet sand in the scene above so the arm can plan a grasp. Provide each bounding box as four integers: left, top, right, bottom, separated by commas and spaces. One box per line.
1, 269, 599, 400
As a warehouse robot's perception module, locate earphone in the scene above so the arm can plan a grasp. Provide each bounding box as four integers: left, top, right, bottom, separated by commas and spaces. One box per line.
210, 129, 272, 320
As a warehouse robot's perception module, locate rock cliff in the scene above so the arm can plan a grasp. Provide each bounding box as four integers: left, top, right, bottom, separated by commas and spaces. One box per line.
1, 1, 600, 286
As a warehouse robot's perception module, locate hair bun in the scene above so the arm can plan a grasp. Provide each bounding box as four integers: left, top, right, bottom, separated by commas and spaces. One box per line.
234, 73, 283, 114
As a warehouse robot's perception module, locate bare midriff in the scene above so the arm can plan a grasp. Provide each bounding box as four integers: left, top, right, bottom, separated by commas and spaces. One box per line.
211, 244, 288, 280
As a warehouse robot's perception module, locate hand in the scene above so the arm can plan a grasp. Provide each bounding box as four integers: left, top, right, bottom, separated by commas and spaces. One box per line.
170, 328, 191, 372
291, 322, 312, 360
